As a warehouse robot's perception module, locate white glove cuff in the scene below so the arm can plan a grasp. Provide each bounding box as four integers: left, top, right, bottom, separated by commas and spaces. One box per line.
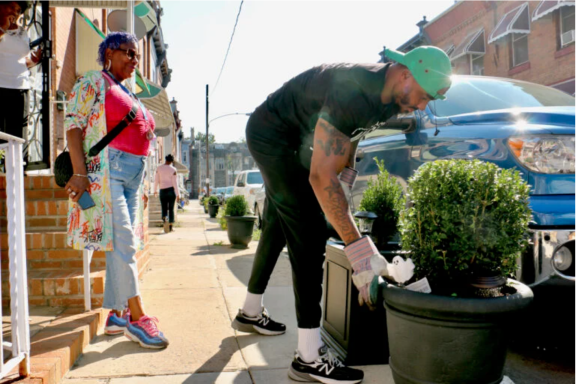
370, 254, 389, 277
351, 270, 376, 288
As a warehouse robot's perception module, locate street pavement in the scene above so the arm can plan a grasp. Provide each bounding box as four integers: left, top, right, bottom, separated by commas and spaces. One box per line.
60, 204, 572, 384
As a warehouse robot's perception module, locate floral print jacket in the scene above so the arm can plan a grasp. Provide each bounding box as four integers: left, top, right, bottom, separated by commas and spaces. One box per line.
64, 70, 146, 251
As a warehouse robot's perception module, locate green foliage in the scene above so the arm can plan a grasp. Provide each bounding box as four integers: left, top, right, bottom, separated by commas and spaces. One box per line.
252, 228, 261, 241
225, 195, 248, 216
218, 203, 227, 230
358, 158, 405, 248
213, 241, 224, 246
195, 132, 216, 144
399, 160, 532, 291
208, 195, 219, 205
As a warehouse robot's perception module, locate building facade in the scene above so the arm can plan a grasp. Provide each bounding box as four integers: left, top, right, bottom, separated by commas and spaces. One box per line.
380, 1, 575, 95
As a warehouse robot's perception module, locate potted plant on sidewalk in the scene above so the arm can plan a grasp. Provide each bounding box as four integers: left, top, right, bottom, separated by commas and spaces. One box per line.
382, 159, 534, 384
207, 195, 220, 218
322, 158, 405, 365
225, 195, 257, 248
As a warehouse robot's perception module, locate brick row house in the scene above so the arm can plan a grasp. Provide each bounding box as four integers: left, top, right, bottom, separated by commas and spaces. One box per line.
1, 1, 179, 308
380, 1, 575, 95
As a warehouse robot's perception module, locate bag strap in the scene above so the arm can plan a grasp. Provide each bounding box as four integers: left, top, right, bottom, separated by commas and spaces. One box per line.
88, 101, 139, 157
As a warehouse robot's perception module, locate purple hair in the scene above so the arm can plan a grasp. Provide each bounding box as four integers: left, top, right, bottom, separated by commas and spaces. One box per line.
97, 31, 138, 66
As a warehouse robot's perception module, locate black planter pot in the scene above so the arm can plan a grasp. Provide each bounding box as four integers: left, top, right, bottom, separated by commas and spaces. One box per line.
225, 216, 257, 248
208, 203, 219, 218
203, 204, 208, 214
381, 279, 533, 384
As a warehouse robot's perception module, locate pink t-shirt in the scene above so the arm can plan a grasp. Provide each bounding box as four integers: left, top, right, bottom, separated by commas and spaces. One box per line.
103, 72, 155, 156
154, 164, 179, 194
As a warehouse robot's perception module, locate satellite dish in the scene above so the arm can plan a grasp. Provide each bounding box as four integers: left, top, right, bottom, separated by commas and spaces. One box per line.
107, 10, 147, 40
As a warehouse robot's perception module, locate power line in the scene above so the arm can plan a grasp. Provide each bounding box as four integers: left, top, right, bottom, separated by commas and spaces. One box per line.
211, 0, 244, 96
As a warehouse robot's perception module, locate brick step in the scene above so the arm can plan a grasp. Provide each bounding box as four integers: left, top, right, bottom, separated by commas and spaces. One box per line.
2, 268, 106, 308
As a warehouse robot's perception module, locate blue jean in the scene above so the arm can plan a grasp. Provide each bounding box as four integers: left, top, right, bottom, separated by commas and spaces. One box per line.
103, 148, 147, 311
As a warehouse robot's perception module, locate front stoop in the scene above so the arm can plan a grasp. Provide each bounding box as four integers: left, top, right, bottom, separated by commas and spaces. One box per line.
0, 308, 106, 384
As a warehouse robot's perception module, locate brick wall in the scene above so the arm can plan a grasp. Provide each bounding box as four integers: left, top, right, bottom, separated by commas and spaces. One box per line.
425, 1, 574, 87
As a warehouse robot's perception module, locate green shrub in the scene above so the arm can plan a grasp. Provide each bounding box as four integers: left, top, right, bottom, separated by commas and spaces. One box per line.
218, 203, 227, 230
225, 195, 248, 216
358, 158, 405, 248
399, 159, 532, 293
208, 195, 219, 205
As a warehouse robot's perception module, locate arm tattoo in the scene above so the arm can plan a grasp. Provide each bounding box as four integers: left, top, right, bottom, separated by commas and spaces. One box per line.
316, 119, 348, 157
323, 177, 357, 242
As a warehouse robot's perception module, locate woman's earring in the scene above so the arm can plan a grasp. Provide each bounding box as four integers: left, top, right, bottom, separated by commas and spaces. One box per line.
106, 59, 111, 71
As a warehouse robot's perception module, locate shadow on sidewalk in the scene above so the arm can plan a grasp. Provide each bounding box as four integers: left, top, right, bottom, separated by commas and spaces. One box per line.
187, 334, 272, 383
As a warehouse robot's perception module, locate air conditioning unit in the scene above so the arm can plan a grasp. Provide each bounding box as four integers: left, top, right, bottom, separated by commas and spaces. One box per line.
561, 30, 575, 46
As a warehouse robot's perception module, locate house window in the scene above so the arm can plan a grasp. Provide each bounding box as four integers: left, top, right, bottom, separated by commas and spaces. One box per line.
182, 151, 187, 163
216, 158, 225, 170
512, 33, 529, 67
471, 55, 484, 75
150, 48, 158, 84
560, 6, 575, 47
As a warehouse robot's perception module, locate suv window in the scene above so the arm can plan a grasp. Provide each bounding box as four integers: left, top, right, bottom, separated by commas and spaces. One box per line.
247, 172, 263, 184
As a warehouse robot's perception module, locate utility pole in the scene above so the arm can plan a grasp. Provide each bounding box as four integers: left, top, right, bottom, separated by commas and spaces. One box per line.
205, 84, 210, 197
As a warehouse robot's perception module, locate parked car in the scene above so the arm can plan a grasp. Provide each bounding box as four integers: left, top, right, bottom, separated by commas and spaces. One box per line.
233, 170, 264, 211
350, 75, 575, 289
214, 187, 226, 205
224, 186, 234, 203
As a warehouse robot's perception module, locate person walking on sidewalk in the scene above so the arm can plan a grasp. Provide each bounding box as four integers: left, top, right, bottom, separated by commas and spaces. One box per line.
232, 46, 452, 383
64, 31, 168, 349
154, 154, 180, 232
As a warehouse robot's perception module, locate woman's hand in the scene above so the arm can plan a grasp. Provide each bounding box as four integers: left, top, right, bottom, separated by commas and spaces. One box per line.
64, 175, 90, 203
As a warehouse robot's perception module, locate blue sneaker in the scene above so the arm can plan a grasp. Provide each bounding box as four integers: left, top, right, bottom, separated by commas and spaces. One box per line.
104, 310, 130, 335
124, 315, 169, 349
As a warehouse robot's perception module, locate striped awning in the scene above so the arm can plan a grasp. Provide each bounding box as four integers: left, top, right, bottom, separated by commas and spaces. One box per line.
451, 29, 485, 61
489, 3, 531, 44
533, 0, 575, 21
136, 79, 175, 130
50, 1, 141, 8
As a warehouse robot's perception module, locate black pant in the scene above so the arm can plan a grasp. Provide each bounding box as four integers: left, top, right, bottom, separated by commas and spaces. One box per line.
0, 87, 29, 141
159, 187, 176, 223
246, 118, 328, 329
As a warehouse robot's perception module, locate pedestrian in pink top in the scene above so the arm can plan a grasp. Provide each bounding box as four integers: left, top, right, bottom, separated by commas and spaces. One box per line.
154, 154, 180, 231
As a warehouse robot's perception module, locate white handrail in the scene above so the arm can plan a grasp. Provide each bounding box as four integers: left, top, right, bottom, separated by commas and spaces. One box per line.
1, 133, 31, 378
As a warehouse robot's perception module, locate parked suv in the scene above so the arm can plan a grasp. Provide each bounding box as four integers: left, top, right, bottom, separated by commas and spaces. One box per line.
351, 75, 575, 290
233, 170, 264, 211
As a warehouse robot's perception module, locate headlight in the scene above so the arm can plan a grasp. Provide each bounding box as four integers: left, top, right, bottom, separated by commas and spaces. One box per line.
552, 246, 573, 271
508, 135, 575, 174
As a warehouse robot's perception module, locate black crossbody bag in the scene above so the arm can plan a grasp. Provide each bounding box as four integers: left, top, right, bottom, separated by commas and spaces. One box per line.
54, 102, 139, 188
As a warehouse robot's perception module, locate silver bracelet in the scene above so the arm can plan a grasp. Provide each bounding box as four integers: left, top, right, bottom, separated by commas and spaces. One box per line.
73, 174, 88, 178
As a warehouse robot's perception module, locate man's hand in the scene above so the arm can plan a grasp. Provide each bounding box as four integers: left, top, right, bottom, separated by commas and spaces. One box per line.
143, 193, 149, 210
344, 236, 415, 310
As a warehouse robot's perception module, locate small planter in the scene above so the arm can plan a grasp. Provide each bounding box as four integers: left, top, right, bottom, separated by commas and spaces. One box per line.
203, 204, 208, 214
381, 279, 533, 384
225, 216, 257, 248
208, 203, 219, 218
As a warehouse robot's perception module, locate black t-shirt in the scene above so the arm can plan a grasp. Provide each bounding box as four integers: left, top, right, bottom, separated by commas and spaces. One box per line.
249, 63, 400, 150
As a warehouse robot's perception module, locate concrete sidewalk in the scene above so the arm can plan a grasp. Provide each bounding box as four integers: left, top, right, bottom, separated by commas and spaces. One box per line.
62, 204, 393, 384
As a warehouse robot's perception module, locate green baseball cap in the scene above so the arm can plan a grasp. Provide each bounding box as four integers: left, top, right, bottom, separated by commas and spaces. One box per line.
385, 46, 452, 100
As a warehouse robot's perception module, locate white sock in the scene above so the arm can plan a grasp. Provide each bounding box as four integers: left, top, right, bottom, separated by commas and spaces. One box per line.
298, 328, 323, 362
242, 292, 263, 317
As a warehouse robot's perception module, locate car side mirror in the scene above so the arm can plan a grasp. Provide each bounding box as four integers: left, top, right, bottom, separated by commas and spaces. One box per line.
385, 113, 417, 133
237, 182, 245, 187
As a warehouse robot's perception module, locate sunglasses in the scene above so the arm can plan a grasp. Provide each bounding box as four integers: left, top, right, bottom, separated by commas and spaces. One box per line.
115, 48, 141, 61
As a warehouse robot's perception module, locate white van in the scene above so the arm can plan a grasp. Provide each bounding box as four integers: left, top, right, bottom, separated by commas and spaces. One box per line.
233, 170, 264, 211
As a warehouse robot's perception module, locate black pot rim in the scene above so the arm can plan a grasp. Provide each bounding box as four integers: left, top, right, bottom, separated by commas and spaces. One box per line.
382, 278, 533, 321
225, 215, 257, 222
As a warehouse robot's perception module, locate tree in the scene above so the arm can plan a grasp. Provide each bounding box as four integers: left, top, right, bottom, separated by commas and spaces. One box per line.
195, 132, 216, 144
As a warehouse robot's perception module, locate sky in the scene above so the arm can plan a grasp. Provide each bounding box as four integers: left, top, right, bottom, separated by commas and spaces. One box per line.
162, 0, 455, 143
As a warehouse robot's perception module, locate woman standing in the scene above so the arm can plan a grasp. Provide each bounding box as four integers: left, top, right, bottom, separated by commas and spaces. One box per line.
64, 31, 168, 349
154, 154, 179, 232
0, 1, 41, 145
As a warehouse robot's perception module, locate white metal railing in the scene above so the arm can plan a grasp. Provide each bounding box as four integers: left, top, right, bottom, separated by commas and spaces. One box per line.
0, 132, 30, 378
